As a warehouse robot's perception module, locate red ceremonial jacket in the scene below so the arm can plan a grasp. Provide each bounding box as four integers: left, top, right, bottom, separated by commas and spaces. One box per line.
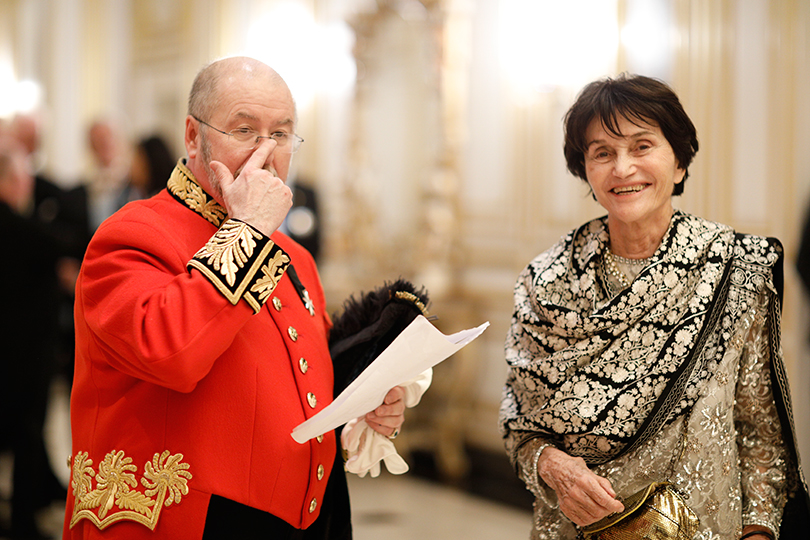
64, 162, 336, 539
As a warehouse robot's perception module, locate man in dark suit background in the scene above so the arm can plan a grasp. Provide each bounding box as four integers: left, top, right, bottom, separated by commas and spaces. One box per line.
282, 177, 321, 262
0, 132, 71, 540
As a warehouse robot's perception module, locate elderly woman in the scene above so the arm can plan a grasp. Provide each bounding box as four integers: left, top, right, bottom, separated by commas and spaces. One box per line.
499, 74, 810, 540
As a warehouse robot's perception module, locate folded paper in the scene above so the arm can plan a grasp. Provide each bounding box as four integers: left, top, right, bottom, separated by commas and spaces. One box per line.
292, 315, 489, 444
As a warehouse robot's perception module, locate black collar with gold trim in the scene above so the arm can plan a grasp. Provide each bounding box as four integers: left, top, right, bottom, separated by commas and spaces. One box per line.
166, 159, 227, 227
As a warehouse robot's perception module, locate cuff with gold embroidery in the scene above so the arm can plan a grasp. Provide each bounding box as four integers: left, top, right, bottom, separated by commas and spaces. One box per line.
187, 219, 290, 313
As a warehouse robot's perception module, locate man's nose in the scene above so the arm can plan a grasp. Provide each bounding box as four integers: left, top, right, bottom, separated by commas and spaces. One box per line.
259, 138, 278, 166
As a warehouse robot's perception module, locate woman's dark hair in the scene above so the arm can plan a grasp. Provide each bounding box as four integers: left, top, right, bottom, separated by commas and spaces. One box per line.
563, 73, 698, 196
138, 135, 176, 195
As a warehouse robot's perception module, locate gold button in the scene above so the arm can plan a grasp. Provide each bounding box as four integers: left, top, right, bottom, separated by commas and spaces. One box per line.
272, 297, 282, 311
316, 434, 324, 443
317, 464, 325, 481
307, 392, 317, 408
309, 498, 317, 513
288, 326, 298, 341
67, 455, 72, 469
299, 357, 308, 374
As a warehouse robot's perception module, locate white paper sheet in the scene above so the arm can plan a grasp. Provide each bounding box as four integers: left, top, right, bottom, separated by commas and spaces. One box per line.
291, 315, 489, 444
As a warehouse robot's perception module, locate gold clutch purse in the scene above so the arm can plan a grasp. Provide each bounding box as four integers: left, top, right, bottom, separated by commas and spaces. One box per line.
580, 481, 699, 540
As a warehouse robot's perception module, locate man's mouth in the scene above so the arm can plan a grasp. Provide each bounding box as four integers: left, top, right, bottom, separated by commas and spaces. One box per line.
612, 184, 644, 194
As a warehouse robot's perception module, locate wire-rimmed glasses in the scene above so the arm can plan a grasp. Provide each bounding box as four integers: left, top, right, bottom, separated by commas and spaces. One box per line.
192, 115, 304, 153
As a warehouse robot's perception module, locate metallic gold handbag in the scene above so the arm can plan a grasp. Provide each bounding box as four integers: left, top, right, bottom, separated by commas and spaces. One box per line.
579, 481, 699, 539
580, 408, 700, 540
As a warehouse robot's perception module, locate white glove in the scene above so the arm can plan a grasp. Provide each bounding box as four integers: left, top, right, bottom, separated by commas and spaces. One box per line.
341, 369, 432, 477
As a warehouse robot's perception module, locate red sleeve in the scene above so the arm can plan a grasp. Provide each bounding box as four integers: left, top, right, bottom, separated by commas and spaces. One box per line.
78, 214, 287, 392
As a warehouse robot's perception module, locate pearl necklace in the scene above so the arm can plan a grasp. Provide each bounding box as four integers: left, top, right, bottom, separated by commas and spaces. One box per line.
610, 252, 649, 267
603, 251, 631, 290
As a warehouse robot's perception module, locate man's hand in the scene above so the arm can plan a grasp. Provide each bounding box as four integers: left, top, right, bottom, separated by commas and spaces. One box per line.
210, 139, 292, 236
365, 386, 405, 439
538, 446, 624, 527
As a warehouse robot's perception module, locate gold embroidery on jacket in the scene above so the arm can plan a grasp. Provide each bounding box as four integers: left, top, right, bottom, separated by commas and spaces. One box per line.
188, 219, 290, 312
193, 220, 263, 287
166, 161, 227, 226
70, 450, 192, 531
167, 161, 291, 313
251, 249, 292, 302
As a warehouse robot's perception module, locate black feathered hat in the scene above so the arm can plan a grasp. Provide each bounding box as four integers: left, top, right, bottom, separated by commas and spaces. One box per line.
329, 279, 430, 397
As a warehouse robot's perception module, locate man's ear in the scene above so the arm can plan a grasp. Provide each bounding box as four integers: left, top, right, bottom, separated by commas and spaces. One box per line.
185, 116, 200, 159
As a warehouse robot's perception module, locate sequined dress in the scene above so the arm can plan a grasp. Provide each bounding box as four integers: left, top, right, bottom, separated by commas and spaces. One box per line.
499, 211, 808, 539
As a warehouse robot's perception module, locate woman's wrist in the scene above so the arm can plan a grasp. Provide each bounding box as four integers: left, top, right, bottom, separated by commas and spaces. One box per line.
739, 527, 775, 540
532, 442, 557, 485
520, 439, 559, 507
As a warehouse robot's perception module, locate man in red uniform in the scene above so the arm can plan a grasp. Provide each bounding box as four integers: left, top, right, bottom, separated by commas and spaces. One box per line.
64, 56, 405, 540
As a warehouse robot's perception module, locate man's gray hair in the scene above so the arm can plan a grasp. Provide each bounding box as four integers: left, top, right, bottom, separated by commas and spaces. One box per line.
187, 61, 223, 120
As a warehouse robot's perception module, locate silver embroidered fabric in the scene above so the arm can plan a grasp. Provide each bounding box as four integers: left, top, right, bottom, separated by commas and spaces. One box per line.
500, 212, 793, 539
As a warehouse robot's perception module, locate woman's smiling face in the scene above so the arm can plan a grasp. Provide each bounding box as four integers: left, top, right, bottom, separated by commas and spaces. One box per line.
584, 115, 685, 230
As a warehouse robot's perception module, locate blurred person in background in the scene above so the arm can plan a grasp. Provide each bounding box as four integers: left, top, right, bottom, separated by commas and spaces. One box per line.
0, 135, 70, 540
11, 112, 90, 261
85, 118, 132, 230
281, 174, 321, 262
10, 112, 90, 381
114, 134, 177, 207
793, 200, 810, 300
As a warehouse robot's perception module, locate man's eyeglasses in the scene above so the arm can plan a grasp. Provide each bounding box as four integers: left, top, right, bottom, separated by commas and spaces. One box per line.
192, 115, 304, 153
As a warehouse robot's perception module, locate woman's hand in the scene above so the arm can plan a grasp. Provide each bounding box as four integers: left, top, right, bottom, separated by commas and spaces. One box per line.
537, 446, 625, 527
365, 386, 405, 439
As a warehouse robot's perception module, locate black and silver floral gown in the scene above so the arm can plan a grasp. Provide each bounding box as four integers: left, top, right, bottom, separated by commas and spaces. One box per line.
499, 211, 809, 539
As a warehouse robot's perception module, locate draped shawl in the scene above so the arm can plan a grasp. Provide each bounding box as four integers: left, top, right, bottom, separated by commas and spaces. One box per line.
501, 211, 789, 463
